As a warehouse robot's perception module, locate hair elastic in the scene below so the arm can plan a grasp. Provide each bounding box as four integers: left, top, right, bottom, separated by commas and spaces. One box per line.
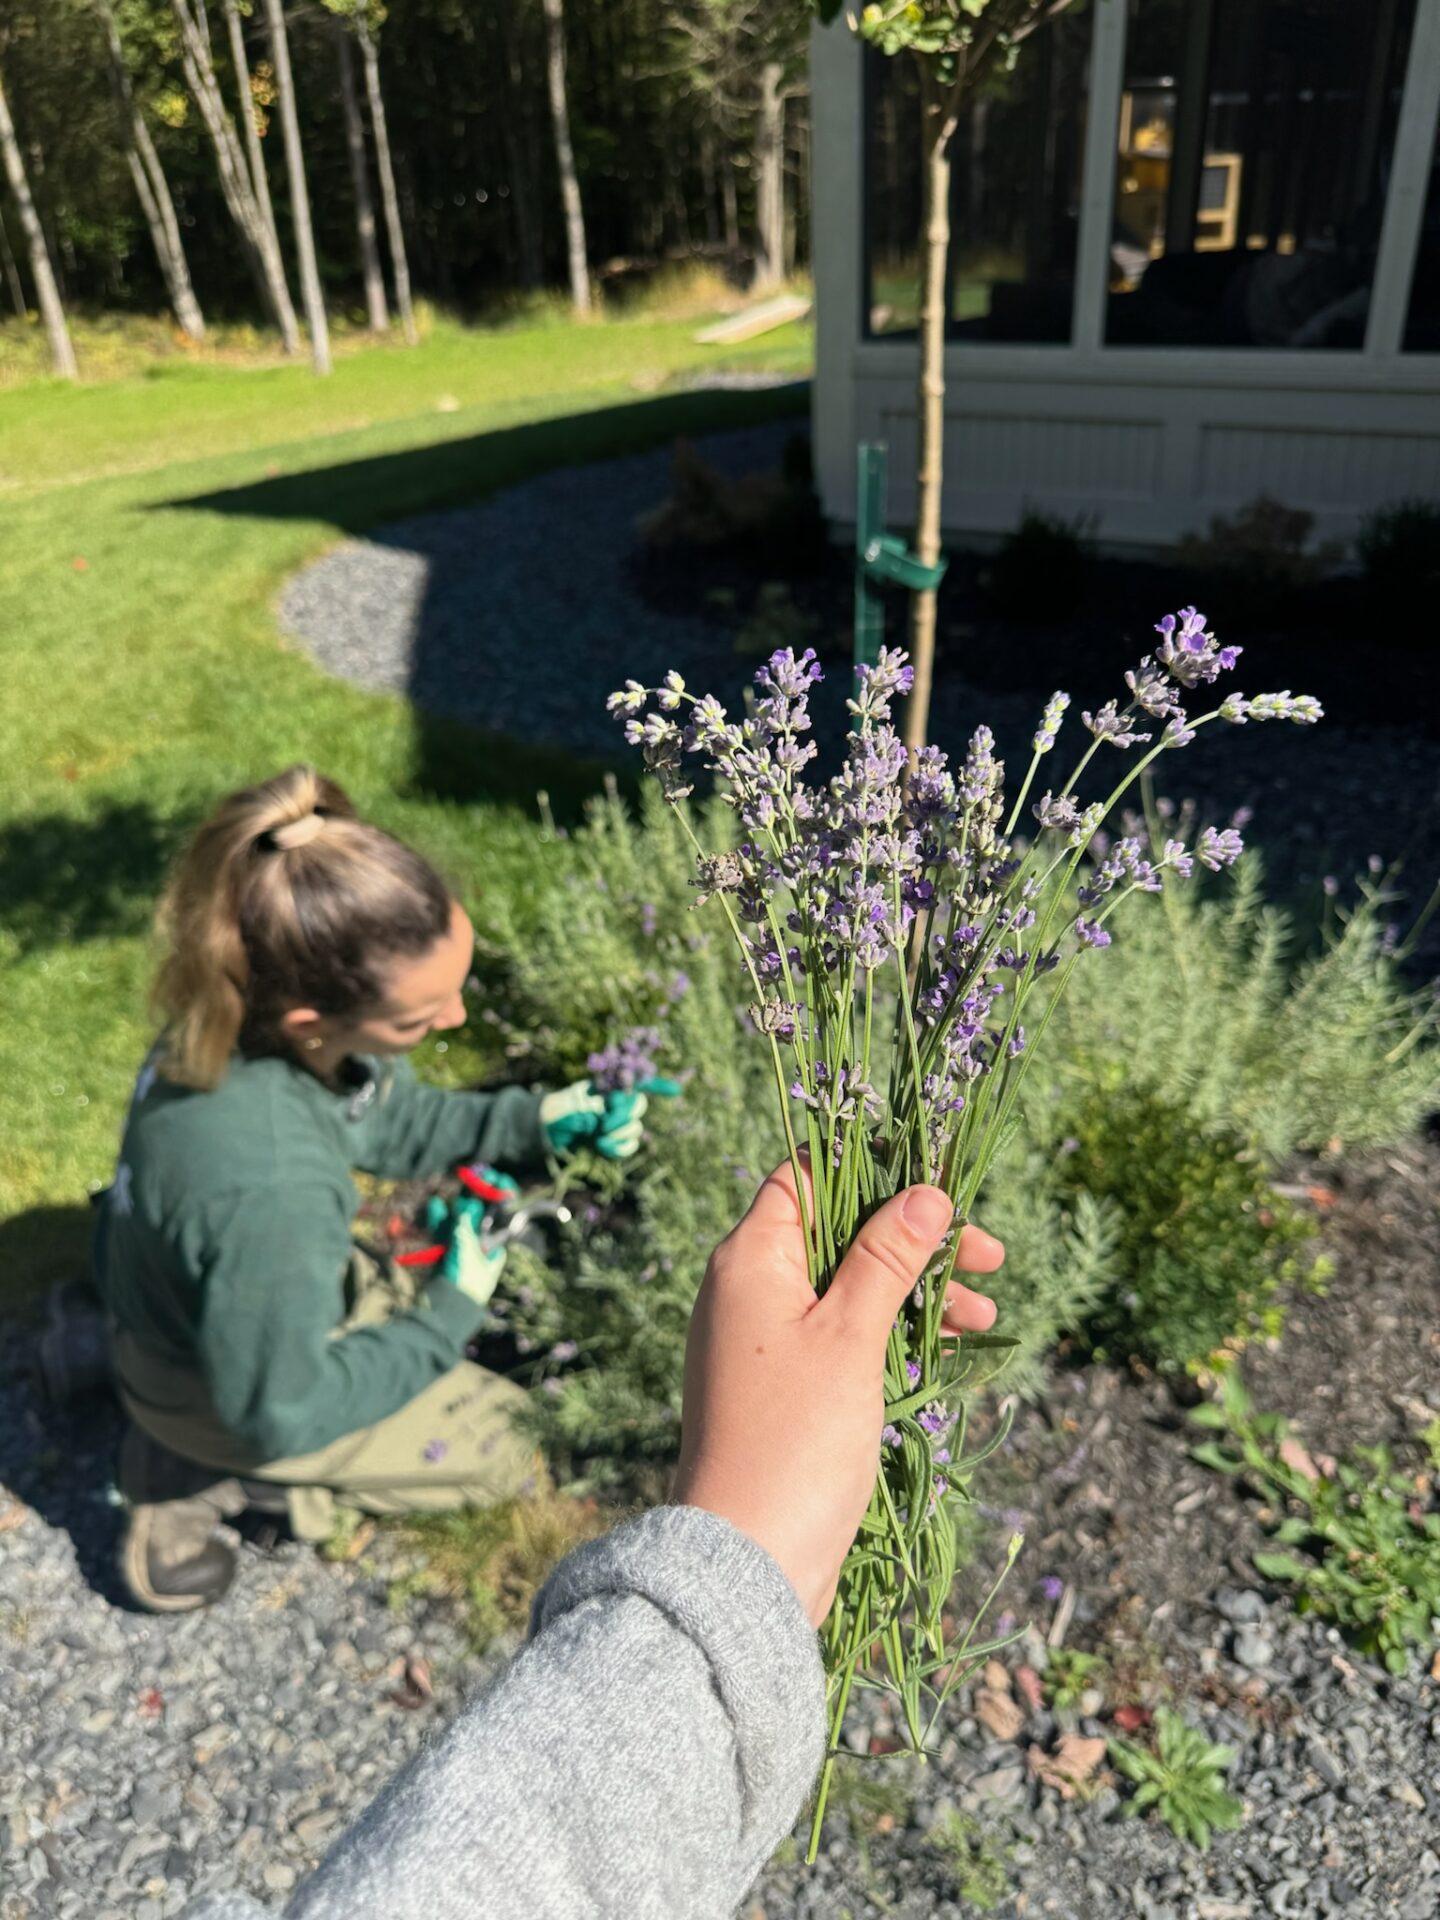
269, 813, 326, 851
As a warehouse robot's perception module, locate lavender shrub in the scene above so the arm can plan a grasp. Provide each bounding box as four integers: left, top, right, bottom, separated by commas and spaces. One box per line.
609, 611, 1321, 1854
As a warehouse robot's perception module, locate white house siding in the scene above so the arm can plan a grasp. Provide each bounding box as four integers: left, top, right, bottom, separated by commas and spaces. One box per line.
809, 2, 1440, 551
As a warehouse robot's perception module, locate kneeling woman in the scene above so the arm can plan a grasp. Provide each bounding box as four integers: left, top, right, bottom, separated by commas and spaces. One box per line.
96, 767, 644, 1613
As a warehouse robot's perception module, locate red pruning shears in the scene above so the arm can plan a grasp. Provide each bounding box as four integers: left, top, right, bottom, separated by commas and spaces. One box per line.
394, 1165, 570, 1267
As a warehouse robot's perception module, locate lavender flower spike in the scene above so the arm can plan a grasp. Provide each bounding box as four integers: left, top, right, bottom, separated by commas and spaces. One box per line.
1196, 826, 1244, 871
1033, 691, 1071, 754
1081, 701, 1152, 749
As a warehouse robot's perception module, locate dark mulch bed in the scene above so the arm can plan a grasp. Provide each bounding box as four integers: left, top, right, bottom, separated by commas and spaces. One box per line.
953, 1136, 1440, 1683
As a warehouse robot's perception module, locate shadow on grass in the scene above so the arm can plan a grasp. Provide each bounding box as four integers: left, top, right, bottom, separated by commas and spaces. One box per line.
0, 1203, 95, 1321
157, 381, 809, 807
0, 801, 179, 956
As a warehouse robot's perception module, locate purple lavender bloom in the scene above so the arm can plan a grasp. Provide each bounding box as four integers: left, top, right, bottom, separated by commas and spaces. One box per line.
549, 1340, 579, 1364
1039, 1574, 1064, 1603
1162, 838, 1195, 879
1218, 646, 1242, 670
1081, 701, 1152, 750
906, 1360, 922, 1386
1076, 917, 1112, 948
1032, 690, 1071, 754
588, 1025, 663, 1091
1034, 792, 1081, 833
640, 900, 658, 939
917, 1401, 949, 1437
1196, 825, 1244, 871
881, 1424, 903, 1449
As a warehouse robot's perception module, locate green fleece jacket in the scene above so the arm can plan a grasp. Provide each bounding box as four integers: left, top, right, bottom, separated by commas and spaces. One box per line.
94, 1048, 547, 1461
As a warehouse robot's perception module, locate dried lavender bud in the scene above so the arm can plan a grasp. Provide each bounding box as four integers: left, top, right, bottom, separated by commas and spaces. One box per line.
1197, 825, 1244, 870
1081, 701, 1153, 749
1034, 791, 1081, 832
1032, 690, 1071, 753
1075, 917, 1112, 948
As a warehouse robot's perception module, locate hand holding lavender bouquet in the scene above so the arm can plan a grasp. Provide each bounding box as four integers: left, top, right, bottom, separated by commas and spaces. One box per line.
609, 611, 1320, 1853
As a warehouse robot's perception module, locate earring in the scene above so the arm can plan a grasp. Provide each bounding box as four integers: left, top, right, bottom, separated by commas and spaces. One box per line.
304, 1037, 323, 1052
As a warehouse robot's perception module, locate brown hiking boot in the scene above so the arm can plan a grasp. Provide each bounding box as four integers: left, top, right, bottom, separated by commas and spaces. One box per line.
117, 1425, 244, 1614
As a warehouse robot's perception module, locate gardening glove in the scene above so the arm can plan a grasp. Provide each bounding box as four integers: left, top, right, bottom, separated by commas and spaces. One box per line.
438, 1211, 507, 1311
539, 1076, 681, 1161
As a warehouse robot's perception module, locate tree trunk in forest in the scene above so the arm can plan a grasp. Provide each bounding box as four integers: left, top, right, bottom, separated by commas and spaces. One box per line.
752, 61, 785, 293
903, 64, 959, 758
97, 0, 206, 340
356, 12, 415, 345
0, 65, 77, 377
0, 202, 27, 320
721, 153, 739, 255
503, 30, 543, 289
334, 25, 386, 331
262, 0, 330, 374
221, 0, 284, 274
541, 0, 590, 316
169, 0, 299, 351
700, 126, 720, 247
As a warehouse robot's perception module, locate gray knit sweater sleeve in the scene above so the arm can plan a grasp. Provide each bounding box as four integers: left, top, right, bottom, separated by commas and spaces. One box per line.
186, 1507, 825, 1920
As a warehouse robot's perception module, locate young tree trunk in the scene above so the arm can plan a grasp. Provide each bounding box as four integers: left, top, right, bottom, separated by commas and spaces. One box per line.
0, 202, 27, 319
334, 24, 386, 331
261, 0, 330, 374
752, 61, 785, 294
0, 64, 77, 377
903, 65, 959, 757
541, 0, 590, 316
169, 0, 300, 351
356, 12, 415, 345
97, 0, 206, 341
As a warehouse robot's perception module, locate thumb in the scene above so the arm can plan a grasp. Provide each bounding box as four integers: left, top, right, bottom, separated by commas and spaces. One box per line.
823, 1185, 954, 1347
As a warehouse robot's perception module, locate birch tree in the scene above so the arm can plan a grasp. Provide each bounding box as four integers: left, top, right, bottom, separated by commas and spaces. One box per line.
0, 58, 77, 376
819, 0, 1078, 752
332, 20, 386, 330
751, 57, 784, 291
168, 0, 300, 350
541, 0, 590, 316
353, 4, 414, 343
220, 0, 284, 279
262, 0, 330, 373
95, 0, 205, 340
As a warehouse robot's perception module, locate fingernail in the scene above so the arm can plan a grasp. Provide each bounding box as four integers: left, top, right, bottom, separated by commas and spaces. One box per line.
901, 1186, 953, 1242
967, 1227, 1004, 1258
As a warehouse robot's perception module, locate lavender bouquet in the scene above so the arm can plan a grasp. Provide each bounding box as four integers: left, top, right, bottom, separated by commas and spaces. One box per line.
609, 613, 1320, 1853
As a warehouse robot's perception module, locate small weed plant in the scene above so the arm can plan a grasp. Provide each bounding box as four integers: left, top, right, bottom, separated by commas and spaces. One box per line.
926, 1808, 1013, 1910
1042, 1646, 1106, 1712
1191, 1372, 1440, 1675
1108, 1706, 1244, 1851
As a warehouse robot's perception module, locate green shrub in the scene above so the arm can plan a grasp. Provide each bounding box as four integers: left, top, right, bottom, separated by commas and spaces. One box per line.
1357, 497, 1440, 629
1176, 494, 1344, 626
1059, 1086, 1324, 1370
981, 509, 1094, 623
1042, 852, 1440, 1162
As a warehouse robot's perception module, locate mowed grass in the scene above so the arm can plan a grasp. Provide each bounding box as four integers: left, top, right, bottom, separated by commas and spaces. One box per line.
0, 310, 812, 1314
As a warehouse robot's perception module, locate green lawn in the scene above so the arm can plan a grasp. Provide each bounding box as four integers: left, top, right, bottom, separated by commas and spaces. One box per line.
0, 311, 812, 1314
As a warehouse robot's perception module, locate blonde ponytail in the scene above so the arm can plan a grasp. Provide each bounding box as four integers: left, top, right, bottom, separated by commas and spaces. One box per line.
152, 766, 453, 1089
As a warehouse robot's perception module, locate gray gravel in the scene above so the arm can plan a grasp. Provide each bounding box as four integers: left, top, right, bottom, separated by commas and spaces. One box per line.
3, 1336, 1437, 1919
0, 1360, 502, 1920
